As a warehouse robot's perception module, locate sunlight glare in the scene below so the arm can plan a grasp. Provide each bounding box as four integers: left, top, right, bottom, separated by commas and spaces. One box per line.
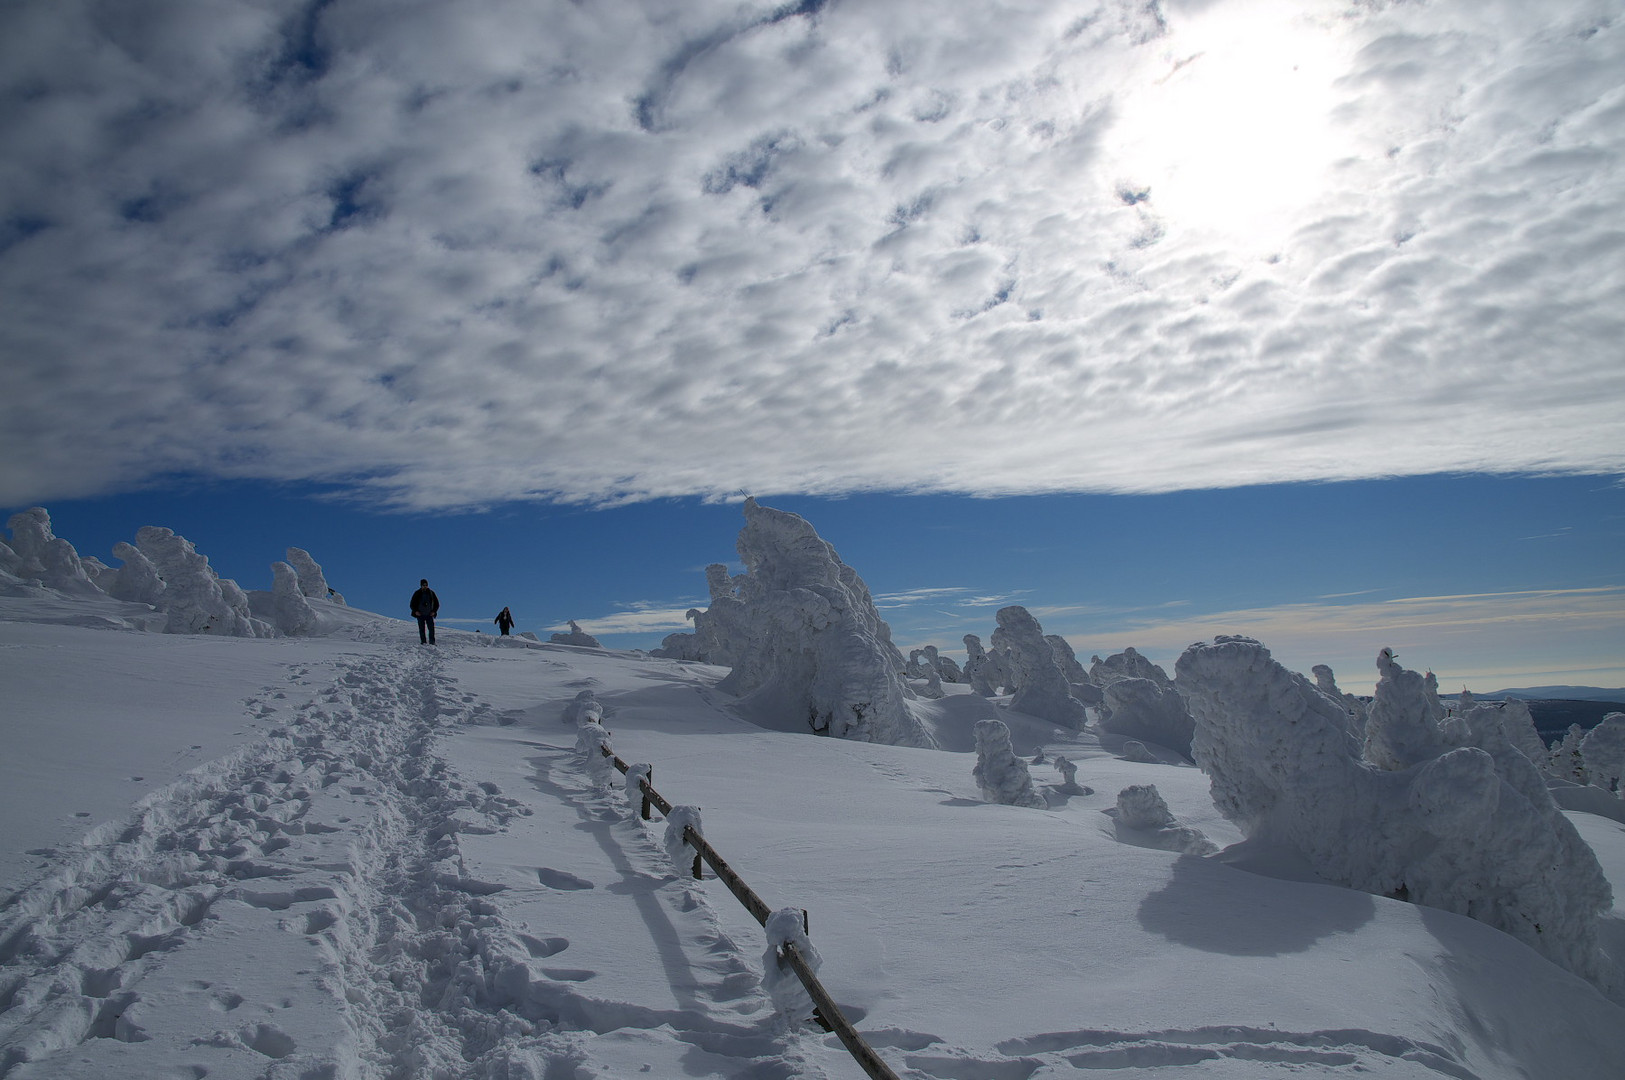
1109, 1, 1354, 249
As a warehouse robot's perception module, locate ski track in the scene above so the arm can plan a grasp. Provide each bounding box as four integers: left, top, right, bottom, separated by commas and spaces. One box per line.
0, 637, 1487, 1080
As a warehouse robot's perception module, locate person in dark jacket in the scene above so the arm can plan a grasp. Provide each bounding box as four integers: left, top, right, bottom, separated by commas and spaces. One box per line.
494, 606, 515, 636
410, 579, 439, 644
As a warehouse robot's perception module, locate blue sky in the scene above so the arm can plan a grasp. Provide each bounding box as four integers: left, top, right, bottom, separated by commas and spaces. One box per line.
17, 471, 1623, 696
3, 1, 1624, 695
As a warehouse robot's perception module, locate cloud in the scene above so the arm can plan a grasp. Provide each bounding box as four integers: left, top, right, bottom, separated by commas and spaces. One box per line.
1030, 586, 1625, 696
3, 0, 1623, 509
565, 602, 702, 637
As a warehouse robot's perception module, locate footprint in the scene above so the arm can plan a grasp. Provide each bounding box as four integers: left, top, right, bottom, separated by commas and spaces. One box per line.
536, 868, 594, 891
241, 1022, 296, 1059
517, 934, 569, 958
303, 908, 340, 934
540, 968, 596, 982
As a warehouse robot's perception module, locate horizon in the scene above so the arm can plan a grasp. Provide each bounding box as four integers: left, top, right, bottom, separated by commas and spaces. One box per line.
4, 1, 1623, 698
11, 470, 1624, 698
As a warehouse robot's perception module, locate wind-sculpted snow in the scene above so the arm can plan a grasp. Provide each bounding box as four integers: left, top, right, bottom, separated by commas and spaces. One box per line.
686, 499, 932, 747
1176, 635, 1616, 993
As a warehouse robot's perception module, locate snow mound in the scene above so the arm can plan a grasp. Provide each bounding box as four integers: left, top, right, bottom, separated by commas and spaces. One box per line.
1176, 635, 1616, 994
1108, 783, 1218, 856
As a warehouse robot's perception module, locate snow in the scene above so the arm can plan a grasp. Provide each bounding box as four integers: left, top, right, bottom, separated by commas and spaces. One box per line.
4, 574, 1625, 1075
1176, 635, 1615, 992
670, 498, 932, 748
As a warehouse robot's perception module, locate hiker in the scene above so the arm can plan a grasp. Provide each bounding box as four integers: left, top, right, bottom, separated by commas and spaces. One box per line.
495, 606, 514, 636
410, 578, 440, 645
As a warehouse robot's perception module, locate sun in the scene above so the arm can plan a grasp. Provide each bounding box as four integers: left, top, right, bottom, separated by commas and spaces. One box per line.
1108, 0, 1356, 249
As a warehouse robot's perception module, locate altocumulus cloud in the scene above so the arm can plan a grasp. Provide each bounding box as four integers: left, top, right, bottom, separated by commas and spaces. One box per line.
2, 0, 1623, 509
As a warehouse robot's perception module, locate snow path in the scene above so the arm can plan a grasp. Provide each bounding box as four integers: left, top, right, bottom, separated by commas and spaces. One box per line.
0, 642, 802, 1079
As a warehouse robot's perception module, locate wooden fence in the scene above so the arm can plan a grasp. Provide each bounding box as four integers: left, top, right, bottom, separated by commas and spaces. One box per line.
596, 744, 902, 1080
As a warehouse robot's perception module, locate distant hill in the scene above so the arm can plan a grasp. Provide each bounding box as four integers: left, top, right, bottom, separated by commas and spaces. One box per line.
1484, 686, 1625, 702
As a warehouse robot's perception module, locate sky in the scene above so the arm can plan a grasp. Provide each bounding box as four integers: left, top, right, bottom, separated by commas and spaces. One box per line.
3, 0, 1624, 694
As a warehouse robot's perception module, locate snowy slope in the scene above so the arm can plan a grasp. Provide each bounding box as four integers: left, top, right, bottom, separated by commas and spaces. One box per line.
3, 596, 1624, 1079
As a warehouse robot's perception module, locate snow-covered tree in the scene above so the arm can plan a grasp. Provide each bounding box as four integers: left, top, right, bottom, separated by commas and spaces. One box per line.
1552, 724, 1589, 784
1090, 646, 1166, 687
284, 547, 335, 602
694, 499, 931, 747
1580, 714, 1625, 795
991, 606, 1088, 728
962, 633, 1008, 697
4, 507, 103, 597
1046, 634, 1090, 684
1363, 647, 1448, 770
269, 561, 318, 636
1098, 677, 1195, 758
135, 526, 265, 637
1312, 663, 1368, 738
1176, 636, 1613, 990
107, 541, 165, 605
550, 620, 602, 647
905, 648, 945, 699
972, 719, 1046, 808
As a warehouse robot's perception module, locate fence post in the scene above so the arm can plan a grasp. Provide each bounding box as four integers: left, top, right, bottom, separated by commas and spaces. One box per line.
641, 766, 652, 821
591, 737, 899, 1080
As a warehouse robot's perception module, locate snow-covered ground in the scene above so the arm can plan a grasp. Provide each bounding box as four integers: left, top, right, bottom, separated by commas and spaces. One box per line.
3, 592, 1623, 1079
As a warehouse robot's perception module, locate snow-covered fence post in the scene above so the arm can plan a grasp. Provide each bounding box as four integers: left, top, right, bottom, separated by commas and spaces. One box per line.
763, 908, 822, 1025
583, 736, 900, 1080
663, 805, 704, 880
574, 721, 614, 788
624, 763, 654, 819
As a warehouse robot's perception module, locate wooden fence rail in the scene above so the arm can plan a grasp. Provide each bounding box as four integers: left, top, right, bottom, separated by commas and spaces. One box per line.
597, 744, 902, 1080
